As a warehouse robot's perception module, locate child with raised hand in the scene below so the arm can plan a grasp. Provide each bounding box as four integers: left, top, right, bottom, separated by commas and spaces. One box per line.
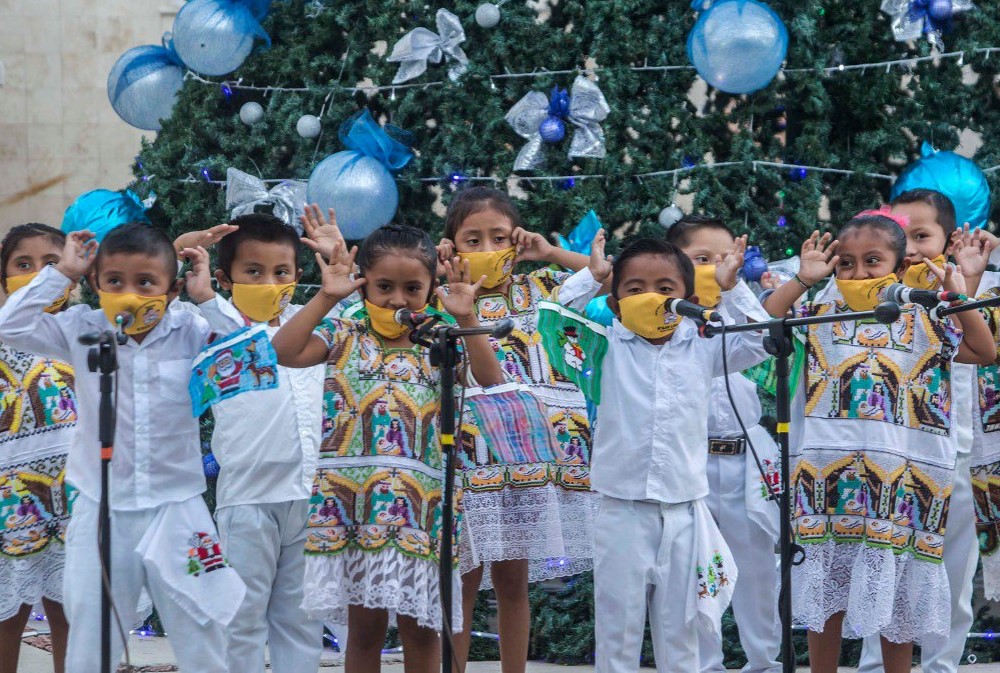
437, 186, 598, 673
0, 224, 76, 673
271, 224, 503, 673
664, 215, 781, 673
556, 230, 769, 673
0, 223, 246, 673
763, 213, 995, 673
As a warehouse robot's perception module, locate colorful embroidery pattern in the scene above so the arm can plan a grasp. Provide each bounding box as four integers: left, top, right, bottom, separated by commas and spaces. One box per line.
971, 457, 1000, 559
696, 550, 731, 599
186, 531, 230, 575
189, 324, 279, 416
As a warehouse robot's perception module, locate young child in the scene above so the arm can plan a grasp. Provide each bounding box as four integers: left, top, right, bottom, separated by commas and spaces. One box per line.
0, 224, 75, 673
437, 187, 598, 671
271, 224, 504, 673
763, 213, 996, 673
0, 223, 247, 673
557, 231, 769, 673
664, 215, 781, 673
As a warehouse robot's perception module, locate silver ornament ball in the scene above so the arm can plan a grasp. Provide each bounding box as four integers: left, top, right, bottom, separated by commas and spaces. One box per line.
658, 204, 685, 228
296, 114, 322, 139
239, 101, 264, 126
475, 3, 501, 28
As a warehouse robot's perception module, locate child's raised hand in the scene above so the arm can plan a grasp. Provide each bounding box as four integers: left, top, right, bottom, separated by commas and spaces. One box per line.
436, 257, 484, 322
300, 204, 347, 261
317, 244, 365, 301
797, 231, 840, 286
180, 246, 216, 303
589, 229, 613, 283
925, 257, 968, 298
714, 235, 747, 291
173, 224, 238, 253
55, 231, 98, 280
950, 223, 994, 278
436, 238, 456, 277
759, 271, 780, 291
512, 227, 554, 263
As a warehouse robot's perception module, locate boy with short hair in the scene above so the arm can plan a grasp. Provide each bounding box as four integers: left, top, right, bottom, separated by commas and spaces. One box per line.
0, 223, 246, 673
557, 232, 769, 673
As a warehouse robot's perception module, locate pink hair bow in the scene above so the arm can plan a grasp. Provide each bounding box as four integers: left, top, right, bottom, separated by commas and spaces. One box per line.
854, 205, 910, 229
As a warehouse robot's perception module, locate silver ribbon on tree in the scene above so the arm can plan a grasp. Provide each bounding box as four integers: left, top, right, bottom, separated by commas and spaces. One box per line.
880, 0, 974, 51
225, 168, 308, 234
505, 75, 610, 171
387, 8, 469, 84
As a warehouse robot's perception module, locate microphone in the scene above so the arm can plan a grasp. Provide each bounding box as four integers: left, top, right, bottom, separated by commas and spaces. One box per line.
394, 308, 432, 328
882, 283, 966, 309
115, 312, 133, 345
666, 298, 722, 324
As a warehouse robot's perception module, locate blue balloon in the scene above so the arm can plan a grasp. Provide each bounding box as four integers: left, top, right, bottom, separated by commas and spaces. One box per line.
107, 44, 185, 131
307, 152, 399, 240
172, 0, 271, 76
62, 189, 150, 243
687, 0, 788, 95
891, 141, 992, 230
585, 296, 614, 327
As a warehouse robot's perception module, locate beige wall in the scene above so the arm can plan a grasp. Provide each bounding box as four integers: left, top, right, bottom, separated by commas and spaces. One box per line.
0, 0, 182, 233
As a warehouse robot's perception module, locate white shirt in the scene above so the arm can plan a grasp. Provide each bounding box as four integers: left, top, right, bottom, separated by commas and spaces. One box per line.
558, 269, 770, 503
206, 301, 324, 509
0, 265, 238, 510
709, 375, 763, 438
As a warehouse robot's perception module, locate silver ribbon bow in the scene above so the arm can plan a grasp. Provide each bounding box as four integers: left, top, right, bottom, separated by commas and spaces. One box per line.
505, 75, 610, 171
225, 168, 308, 234
880, 0, 974, 50
387, 8, 468, 84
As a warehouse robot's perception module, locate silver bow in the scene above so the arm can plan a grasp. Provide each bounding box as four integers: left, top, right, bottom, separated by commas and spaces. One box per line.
505, 76, 610, 171
387, 8, 468, 85
225, 168, 308, 233
880, 0, 974, 50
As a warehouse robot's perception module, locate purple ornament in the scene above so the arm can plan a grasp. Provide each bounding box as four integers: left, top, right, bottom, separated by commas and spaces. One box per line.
539, 116, 566, 144
203, 451, 221, 478
928, 0, 953, 22
777, 215, 788, 227
742, 245, 769, 282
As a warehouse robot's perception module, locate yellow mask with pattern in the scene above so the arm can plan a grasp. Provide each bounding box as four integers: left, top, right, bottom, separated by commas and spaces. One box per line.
457, 247, 517, 289
97, 291, 168, 336
617, 292, 682, 340
231, 282, 296, 323
901, 255, 944, 290
835, 274, 898, 312
5, 272, 72, 313
693, 264, 721, 308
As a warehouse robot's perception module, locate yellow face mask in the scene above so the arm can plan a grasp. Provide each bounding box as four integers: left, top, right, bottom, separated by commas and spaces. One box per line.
97, 291, 168, 336
231, 282, 296, 323
693, 264, 721, 308
617, 292, 682, 340
365, 300, 429, 340
5, 272, 72, 313
901, 254, 945, 290
457, 247, 516, 289
835, 274, 898, 312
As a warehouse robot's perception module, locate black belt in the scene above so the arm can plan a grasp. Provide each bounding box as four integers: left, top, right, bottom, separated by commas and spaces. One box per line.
708, 437, 745, 456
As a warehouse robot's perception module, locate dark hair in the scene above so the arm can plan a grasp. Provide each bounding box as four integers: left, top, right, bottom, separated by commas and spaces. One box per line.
217, 213, 300, 278
664, 214, 735, 248
96, 223, 177, 278
611, 238, 695, 298
443, 186, 524, 241
0, 223, 65, 285
838, 214, 908, 269
890, 188, 957, 241
356, 224, 437, 281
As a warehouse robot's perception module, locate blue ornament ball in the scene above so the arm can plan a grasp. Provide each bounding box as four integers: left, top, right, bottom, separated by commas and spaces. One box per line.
307, 151, 399, 240
687, 0, 789, 95
539, 116, 566, 143
172, 0, 269, 76
62, 189, 150, 243
891, 141, 991, 230
203, 452, 221, 478
107, 45, 185, 131
929, 0, 953, 22
742, 245, 769, 282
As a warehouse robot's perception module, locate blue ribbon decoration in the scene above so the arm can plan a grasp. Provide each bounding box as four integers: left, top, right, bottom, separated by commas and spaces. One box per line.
908, 0, 952, 35
557, 210, 603, 255
62, 189, 151, 243
547, 87, 571, 118
339, 109, 415, 172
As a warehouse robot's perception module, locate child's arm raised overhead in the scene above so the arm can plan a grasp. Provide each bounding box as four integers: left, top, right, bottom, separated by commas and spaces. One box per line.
926, 258, 998, 365
437, 258, 505, 387
951, 224, 995, 297
762, 231, 840, 317
554, 229, 613, 310
272, 244, 366, 368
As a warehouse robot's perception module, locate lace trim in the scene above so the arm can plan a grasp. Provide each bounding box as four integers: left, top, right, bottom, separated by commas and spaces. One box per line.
459, 485, 596, 589
792, 539, 949, 644
983, 552, 1000, 601
302, 546, 462, 632
0, 544, 64, 620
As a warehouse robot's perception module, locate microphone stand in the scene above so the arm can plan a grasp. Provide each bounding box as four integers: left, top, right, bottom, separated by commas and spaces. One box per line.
78, 325, 125, 673
409, 317, 514, 673
702, 301, 901, 673
934, 293, 1000, 317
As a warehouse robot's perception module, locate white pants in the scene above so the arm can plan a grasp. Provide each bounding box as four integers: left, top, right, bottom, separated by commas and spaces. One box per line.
216, 500, 323, 673
594, 496, 699, 673
857, 451, 977, 673
698, 452, 781, 673
64, 495, 227, 673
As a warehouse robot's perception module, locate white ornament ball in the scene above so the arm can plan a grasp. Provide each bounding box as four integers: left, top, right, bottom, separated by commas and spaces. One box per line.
239, 101, 264, 126
475, 3, 501, 28
658, 204, 685, 228
296, 114, 322, 139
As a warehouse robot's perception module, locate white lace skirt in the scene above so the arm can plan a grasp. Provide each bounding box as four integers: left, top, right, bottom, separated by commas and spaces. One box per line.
792, 539, 950, 644
302, 547, 462, 632
458, 484, 597, 589
0, 543, 64, 620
